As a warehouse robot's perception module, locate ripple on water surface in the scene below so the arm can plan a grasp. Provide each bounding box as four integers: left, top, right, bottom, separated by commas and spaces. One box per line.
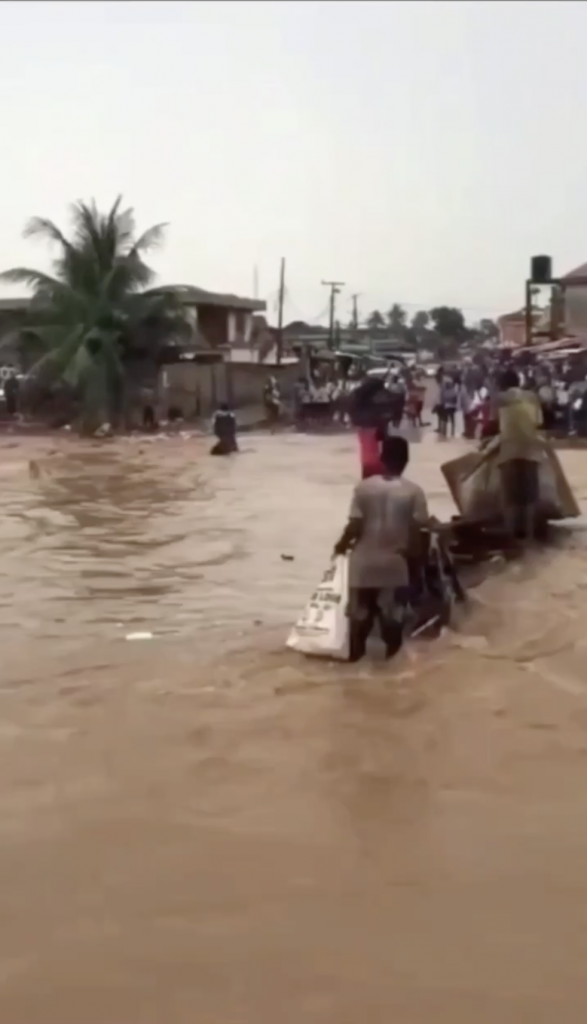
2, 434, 587, 1023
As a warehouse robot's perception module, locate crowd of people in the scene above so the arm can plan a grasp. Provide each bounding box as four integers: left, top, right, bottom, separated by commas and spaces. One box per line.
208, 350, 583, 663
273, 350, 587, 440
209, 349, 587, 458
433, 354, 587, 440
292, 366, 428, 431
336, 359, 567, 661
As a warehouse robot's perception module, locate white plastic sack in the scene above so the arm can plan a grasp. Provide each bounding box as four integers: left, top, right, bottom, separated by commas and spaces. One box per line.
286, 556, 350, 660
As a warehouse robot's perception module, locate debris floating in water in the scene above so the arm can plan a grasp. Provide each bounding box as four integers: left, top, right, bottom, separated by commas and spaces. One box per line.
125, 631, 154, 642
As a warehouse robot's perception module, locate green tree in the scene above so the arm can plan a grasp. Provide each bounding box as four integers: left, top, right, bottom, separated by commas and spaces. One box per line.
410, 309, 430, 345
429, 305, 467, 341
386, 303, 407, 336
366, 309, 386, 331
0, 197, 189, 428
479, 317, 499, 340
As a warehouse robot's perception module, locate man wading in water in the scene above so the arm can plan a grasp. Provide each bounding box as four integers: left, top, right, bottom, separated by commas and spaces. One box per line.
263, 376, 281, 426
210, 403, 238, 455
334, 435, 429, 662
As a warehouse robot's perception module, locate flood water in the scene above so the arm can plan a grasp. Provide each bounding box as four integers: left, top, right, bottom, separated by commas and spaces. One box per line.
2, 431, 587, 1022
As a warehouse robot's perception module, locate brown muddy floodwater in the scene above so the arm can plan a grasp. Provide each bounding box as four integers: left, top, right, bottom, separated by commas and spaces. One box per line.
3, 430, 587, 1022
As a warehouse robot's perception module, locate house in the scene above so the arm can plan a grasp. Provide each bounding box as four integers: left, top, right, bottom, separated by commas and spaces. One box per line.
559, 263, 587, 337
249, 315, 279, 362
281, 320, 410, 356
497, 308, 526, 348
154, 284, 266, 350
0, 285, 266, 361
498, 260, 587, 349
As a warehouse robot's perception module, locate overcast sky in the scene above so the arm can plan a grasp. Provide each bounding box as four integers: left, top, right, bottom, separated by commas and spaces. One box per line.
1, 0, 586, 325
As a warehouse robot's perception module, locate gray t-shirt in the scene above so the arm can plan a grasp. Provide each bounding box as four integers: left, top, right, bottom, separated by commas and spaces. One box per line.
348, 475, 429, 589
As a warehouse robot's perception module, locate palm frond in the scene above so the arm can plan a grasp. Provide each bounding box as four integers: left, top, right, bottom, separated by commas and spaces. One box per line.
125, 288, 190, 326
140, 285, 187, 312
22, 217, 72, 251
131, 223, 168, 255
70, 201, 102, 256
0, 266, 63, 291
27, 325, 85, 382
0, 270, 87, 329
105, 196, 135, 252
18, 325, 69, 351
74, 199, 124, 257
122, 254, 156, 290
95, 254, 153, 302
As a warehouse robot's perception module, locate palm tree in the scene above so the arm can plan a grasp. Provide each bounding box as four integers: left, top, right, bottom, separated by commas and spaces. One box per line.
0, 197, 190, 429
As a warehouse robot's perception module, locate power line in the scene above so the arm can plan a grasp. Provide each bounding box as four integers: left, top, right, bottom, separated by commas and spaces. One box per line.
273, 291, 504, 323
308, 302, 331, 323
282, 287, 309, 321
267, 283, 504, 326
268, 285, 331, 326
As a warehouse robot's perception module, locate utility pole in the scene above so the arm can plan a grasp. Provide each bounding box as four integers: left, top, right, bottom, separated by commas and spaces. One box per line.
322, 279, 345, 349
351, 293, 360, 333
276, 257, 286, 366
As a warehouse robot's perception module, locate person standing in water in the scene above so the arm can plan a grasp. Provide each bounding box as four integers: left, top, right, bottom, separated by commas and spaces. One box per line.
387, 371, 406, 429
4, 371, 19, 417
497, 368, 543, 541
349, 376, 387, 479
334, 435, 429, 662
210, 403, 238, 455
438, 376, 459, 438
263, 376, 281, 425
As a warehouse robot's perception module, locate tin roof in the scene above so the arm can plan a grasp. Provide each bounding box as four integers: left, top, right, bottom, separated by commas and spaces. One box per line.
155, 285, 265, 312
562, 263, 587, 281
0, 286, 266, 315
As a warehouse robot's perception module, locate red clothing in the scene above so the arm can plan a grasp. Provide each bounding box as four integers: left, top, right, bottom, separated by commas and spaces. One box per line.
357, 428, 383, 478
477, 398, 492, 429
477, 398, 497, 439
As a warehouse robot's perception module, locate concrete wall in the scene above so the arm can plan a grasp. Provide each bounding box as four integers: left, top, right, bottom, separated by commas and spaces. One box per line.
565, 287, 587, 336
159, 362, 228, 419
158, 359, 300, 419
229, 360, 299, 407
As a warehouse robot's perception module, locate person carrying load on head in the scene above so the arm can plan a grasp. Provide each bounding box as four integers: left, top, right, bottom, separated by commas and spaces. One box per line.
349, 376, 387, 479
334, 435, 429, 663
496, 368, 543, 541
